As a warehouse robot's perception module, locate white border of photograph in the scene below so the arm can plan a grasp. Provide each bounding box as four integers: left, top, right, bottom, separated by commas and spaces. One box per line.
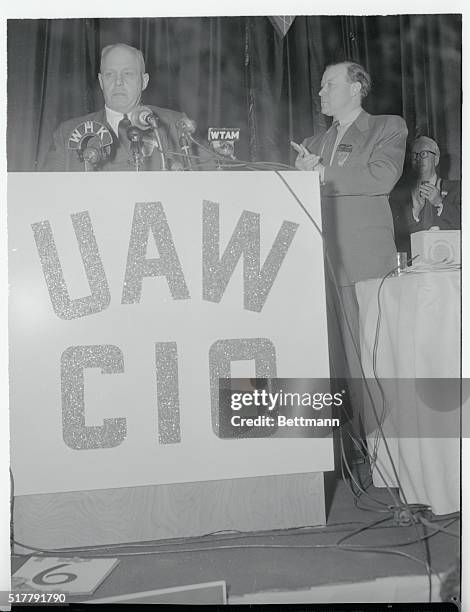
1, 0, 467, 604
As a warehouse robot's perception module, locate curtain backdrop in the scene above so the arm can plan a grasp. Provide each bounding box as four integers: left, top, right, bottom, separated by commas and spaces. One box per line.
7, 15, 461, 177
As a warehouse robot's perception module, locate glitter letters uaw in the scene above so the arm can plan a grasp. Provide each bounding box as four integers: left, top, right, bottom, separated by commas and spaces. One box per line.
32, 199, 299, 449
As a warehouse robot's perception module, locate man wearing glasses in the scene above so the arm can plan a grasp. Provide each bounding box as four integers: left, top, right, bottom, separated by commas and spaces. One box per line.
409, 136, 461, 231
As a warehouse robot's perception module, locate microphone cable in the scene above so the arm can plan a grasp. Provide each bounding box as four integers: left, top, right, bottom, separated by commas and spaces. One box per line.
273, 170, 438, 601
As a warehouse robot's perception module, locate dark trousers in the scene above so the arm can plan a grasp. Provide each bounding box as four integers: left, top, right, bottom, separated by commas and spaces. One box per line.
325, 277, 365, 468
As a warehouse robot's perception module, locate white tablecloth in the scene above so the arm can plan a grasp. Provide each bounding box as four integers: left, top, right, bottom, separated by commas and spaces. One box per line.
355, 270, 460, 515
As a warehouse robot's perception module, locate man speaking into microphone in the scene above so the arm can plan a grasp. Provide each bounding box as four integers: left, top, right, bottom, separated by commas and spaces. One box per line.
41, 43, 189, 171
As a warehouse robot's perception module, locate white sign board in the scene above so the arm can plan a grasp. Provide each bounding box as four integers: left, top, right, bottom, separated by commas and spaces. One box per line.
12, 556, 119, 595
9, 172, 332, 495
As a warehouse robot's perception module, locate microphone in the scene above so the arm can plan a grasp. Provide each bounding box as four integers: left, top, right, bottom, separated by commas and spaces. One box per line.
176, 114, 197, 170
127, 125, 144, 144
126, 125, 145, 170
129, 106, 167, 169
82, 136, 104, 168
131, 106, 159, 129
67, 120, 113, 168
208, 127, 240, 160
176, 114, 197, 136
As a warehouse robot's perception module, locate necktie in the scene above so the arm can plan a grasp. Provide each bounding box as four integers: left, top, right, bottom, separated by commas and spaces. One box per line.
418, 181, 437, 230
117, 114, 131, 149
420, 182, 435, 229
321, 120, 339, 166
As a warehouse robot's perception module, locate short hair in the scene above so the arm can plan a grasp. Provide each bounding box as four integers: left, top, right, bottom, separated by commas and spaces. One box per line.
100, 43, 146, 73
328, 61, 371, 99
412, 135, 440, 157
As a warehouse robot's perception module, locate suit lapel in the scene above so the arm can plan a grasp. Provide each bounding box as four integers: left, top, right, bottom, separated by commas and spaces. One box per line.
95, 108, 117, 142
95, 108, 107, 123
331, 110, 370, 167
318, 124, 338, 165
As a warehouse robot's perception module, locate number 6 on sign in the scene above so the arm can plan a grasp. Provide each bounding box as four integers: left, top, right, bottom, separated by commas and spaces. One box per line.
32, 564, 77, 585
12, 556, 119, 595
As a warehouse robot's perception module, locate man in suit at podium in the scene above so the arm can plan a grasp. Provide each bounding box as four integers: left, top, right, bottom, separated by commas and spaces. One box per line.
407, 136, 461, 232
41, 43, 187, 171
293, 61, 407, 437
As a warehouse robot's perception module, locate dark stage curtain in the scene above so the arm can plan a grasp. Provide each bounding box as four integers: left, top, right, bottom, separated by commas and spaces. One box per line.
338, 14, 461, 179
7, 15, 461, 175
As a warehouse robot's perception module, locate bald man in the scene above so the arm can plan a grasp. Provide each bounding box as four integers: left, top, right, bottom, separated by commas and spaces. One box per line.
41, 43, 188, 171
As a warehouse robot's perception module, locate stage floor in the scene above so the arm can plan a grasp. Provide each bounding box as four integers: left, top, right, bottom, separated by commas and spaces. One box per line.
11, 475, 459, 604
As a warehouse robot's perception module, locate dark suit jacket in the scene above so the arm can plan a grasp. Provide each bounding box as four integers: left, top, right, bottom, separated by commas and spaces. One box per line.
303, 110, 407, 286
391, 177, 461, 257
409, 178, 461, 232
41, 105, 184, 172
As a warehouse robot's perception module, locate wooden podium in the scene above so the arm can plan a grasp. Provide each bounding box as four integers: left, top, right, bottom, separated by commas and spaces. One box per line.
9, 171, 333, 548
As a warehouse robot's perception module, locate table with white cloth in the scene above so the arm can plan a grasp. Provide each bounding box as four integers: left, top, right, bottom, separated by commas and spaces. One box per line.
355, 270, 460, 516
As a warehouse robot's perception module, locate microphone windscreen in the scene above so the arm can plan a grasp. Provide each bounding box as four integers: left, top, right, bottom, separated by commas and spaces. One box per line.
130, 106, 155, 129
177, 114, 197, 134
83, 136, 103, 164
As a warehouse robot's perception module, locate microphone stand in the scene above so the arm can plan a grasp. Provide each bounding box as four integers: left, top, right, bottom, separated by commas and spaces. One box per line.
145, 116, 166, 170
179, 133, 194, 170
176, 116, 197, 171
153, 128, 166, 170
82, 137, 103, 172
127, 126, 144, 171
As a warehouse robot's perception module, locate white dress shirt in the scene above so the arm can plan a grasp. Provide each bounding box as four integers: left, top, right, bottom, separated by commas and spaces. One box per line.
105, 106, 127, 137
329, 106, 363, 165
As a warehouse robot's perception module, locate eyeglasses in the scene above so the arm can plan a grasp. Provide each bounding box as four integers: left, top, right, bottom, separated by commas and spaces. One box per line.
411, 150, 436, 160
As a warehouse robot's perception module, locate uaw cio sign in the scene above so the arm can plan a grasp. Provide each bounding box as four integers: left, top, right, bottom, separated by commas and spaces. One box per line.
8, 171, 332, 495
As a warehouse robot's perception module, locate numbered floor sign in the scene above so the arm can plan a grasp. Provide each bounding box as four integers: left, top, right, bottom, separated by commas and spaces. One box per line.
12, 556, 119, 595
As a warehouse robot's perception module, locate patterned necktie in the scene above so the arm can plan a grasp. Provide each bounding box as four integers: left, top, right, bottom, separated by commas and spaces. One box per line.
117, 114, 131, 149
